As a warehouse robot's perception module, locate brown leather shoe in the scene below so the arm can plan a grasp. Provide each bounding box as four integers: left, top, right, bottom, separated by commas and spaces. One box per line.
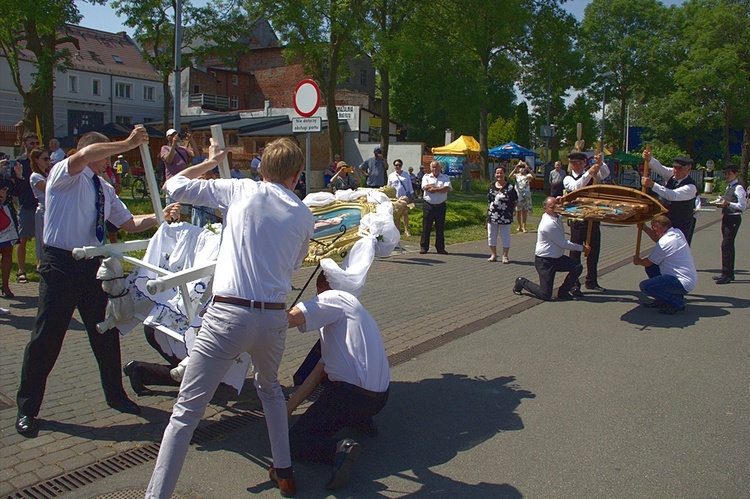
269, 466, 296, 497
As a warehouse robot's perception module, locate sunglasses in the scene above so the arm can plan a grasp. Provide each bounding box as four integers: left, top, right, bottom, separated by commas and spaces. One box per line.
28, 141, 39, 146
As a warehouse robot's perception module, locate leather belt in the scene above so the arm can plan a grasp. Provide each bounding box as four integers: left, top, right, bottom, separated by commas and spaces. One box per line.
213, 295, 286, 310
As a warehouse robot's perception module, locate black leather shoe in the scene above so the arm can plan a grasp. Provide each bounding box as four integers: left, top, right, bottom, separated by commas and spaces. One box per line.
437, 249, 448, 255
585, 283, 606, 291
570, 288, 584, 298
557, 290, 578, 301
713, 275, 733, 281
108, 396, 142, 415
513, 277, 525, 295
16, 413, 37, 436
659, 305, 686, 315
642, 300, 666, 309
123, 361, 153, 396
715, 276, 732, 285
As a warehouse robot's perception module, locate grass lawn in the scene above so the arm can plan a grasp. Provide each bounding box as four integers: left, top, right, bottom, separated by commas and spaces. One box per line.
11, 180, 546, 283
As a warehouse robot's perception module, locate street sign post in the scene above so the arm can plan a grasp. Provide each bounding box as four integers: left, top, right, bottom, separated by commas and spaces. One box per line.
293, 79, 322, 196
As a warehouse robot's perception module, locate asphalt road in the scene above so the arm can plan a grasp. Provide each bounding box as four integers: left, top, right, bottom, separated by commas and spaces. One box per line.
70, 208, 750, 498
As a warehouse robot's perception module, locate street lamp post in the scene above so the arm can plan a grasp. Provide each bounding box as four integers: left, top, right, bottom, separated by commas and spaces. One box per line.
600, 71, 615, 152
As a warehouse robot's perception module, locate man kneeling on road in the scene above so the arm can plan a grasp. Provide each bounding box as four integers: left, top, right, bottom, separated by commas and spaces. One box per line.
286, 271, 390, 491
633, 215, 697, 315
513, 196, 590, 300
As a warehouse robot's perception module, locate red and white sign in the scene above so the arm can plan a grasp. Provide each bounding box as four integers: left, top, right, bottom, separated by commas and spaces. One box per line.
293, 79, 321, 117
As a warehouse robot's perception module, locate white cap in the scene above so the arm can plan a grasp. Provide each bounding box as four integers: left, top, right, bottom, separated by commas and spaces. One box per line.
117, 155, 124, 159
166, 128, 178, 137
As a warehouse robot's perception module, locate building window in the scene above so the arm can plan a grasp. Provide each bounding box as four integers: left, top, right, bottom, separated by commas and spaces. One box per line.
115, 82, 133, 99
232, 75, 239, 86
210, 71, 217, 78
143, 85, 155, 101
112, 54, 123, 64
228, 133, 239, 146
230, 95, 238, 109
115, 116, 132, 125
92, 79, 101, 96
69, 75, 78, 93
360, 70, 367, 86
193, 84, 201, 94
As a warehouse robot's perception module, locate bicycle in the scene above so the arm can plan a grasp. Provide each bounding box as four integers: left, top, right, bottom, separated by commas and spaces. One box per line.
129, 166, 163, 201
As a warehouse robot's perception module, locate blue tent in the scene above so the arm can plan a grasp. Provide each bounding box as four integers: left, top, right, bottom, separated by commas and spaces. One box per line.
488, 142, 539, 160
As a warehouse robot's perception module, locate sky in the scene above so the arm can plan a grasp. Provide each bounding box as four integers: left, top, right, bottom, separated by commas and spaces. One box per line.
76, 0, 685, 37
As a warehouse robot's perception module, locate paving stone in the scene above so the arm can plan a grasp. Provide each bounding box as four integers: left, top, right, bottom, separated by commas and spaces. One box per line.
58, 453, 97, 472
13, 458, 43, 475
34, 463, 64, 481
39, 448, 77, 466
18, 433, 55, 449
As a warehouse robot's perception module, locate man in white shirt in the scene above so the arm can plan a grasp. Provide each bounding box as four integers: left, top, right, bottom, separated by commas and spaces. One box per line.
15, 127, 181, 437
48, 138, 65, 165
513, 197, 590, 301
714, 164, 746, 284
388, 159, 414, 237
633, 215, 697, 315
420, 161, 452, 254
286, 271, 390, 491
146, 137, 314, 499
641, 152, 698, 245
563, 152, 610, 293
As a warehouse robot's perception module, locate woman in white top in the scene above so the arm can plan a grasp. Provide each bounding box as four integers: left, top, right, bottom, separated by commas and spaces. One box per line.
510, 161, 534, 233
28, 148, 50, 271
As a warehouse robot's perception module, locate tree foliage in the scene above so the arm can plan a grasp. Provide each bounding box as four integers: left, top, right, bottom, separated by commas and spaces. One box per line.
579, 0, 675, 150
0, 0, 83, 142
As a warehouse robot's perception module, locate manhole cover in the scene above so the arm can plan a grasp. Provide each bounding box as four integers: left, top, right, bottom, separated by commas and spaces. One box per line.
95, 490, 201, 499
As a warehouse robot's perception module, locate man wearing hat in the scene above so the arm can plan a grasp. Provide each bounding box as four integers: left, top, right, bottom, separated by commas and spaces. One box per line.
641, 151, 698, 245
563, 152, 610, 294
359, 147, 386, 188
714, 164, 746, 284
330, 161, 359, 192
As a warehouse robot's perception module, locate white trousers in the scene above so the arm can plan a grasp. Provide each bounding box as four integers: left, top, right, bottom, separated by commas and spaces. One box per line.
146, 302, 290, 498
487, 223, 511, 248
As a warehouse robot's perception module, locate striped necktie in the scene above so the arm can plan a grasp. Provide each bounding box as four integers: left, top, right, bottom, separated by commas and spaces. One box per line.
92, 174, 105, 243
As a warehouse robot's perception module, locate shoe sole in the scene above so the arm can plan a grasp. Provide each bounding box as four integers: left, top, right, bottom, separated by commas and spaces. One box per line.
326, 444, 362, 490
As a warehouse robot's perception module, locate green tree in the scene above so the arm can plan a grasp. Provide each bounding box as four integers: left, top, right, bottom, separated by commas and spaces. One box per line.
514, 102, 530, 147
246, 0, 367, 160
675, 0, 750, 184
558, 94, 598, 151
579, 0, 675, 151
361, 0, 421, 158
488, 115, 515, 147
518, 3, 583, 161
0, 0, 83, 141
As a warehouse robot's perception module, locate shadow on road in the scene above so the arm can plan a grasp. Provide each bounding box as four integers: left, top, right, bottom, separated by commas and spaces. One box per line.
226, 373, 533, 497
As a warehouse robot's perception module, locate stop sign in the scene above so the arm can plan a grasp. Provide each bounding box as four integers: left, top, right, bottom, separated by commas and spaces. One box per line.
293, 79, 321, 118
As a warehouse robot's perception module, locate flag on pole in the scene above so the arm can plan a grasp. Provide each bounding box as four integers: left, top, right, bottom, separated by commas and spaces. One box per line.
35, 116, 43, 146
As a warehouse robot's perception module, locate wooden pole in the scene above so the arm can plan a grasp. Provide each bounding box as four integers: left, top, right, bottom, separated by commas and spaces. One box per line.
136, 125, 165, 226
635, 144, 651, 257
210, 124, 231, 179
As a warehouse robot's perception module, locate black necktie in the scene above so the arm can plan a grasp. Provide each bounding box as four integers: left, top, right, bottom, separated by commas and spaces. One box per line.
92, 175, 105, 243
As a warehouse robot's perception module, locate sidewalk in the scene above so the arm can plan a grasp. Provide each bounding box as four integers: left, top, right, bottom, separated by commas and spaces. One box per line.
0, 204, 728, 497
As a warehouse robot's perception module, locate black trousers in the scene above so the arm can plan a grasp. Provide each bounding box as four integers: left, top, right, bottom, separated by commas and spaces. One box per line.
290, 381, 388, 465
522, 255, 583, 300
421, 201, 446, 252
721, 215, 742, 278
17, 246, 127, 416
569, 220, 601, 287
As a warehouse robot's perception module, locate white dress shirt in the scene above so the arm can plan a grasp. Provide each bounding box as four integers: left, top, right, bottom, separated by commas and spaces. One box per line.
421, 172, 452, 204
167, 176, 314, 303
388, 171, 414, 198
646, 158, 698, 201
535, 212, 582, 258
49, 148, 65, 166
648, 227, 697, 292
563, 162, 611, 193
44, 158, 132, 250
724, 180, 747, 214
296, 289, 390, 393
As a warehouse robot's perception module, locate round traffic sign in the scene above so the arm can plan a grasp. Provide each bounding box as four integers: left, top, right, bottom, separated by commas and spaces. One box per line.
293, 79, 321, 117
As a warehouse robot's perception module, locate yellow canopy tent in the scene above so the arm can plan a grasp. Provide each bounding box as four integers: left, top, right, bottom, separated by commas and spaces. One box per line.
431, 135, 480, 155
